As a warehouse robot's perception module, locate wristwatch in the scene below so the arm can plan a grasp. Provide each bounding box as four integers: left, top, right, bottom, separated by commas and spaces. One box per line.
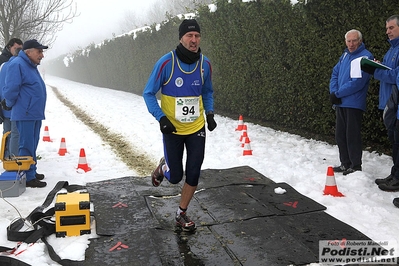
206, 111, 214, 115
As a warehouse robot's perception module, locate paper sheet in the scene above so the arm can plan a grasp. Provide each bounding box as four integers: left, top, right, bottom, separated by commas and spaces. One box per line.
350, 57, 363, 78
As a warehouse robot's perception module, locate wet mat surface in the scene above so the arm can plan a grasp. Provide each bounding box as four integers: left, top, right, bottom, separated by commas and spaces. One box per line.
84, 166, 375, 266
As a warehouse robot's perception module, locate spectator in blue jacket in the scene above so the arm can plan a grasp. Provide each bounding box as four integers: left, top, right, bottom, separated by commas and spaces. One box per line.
2, 39, 48, 188
0, 45, 23, 159
330, 29, 373, 175
0, 38, 23, 150
378, 69, 399, 192
372, 15, 399, 187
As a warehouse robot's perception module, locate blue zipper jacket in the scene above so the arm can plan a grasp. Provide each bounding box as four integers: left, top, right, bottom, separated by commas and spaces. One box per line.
329, 43, 373, 111
0, 55, 18, 118
3, 50, 46, 121
374, 37, 399, 110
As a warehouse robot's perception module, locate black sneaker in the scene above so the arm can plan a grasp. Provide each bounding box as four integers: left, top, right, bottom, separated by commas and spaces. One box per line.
375, 174, 393, 185
333, 165, 348, 173
151, 157, 165, 187
378, 177, 399, 192
176, 212, 196, 232
343, 166, 362, 176
35, 173, 45, 180
393, 198, 399, 208
26, 178, 47, 188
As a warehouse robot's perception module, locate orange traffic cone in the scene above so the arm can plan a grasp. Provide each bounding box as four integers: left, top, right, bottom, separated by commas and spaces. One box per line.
239, 125, 248, 142
235, 115, 244, 131
240, 131, 248, 143
42, 126, 51, 142
241, 135, 251, 147
58, 138, 67, 156
243, 139, 252, 156
77, 148, 91, 172
323, 166, 344, 197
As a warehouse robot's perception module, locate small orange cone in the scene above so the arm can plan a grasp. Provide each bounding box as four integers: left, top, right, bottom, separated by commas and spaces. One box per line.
42, 126, 51, 142
243, 140, 252, 156
240, 131, 248, 143
58, 137, 67, 156
239, 125, 248, 142
323, 166, 344, 197
235, 115, 244, 131
241, 135, 251, 147
77, 148, 91, 172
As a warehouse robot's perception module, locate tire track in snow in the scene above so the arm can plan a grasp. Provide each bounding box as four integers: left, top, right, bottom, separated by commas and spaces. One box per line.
49, 85, 156, 177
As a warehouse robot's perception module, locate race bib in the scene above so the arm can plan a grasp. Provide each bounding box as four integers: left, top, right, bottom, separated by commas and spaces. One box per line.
175, 97, 200, 123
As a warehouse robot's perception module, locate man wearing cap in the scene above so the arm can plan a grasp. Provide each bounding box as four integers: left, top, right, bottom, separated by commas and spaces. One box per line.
2, 39, 48, 188
143, 19, 217, 232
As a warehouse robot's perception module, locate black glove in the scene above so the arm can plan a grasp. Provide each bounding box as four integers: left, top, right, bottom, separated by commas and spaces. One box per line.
0, 108, 4, 124
361, 64, 375, 75
206, 113, 217, 131
159, 116, 176, 134
1, 99, 11, 111
329, 93, 342, 105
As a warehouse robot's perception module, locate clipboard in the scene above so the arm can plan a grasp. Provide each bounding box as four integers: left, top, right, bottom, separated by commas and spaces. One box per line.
360, 58, 391, 70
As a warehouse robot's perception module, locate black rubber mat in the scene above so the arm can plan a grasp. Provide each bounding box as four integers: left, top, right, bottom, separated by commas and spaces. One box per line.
86, 177, 160, 236
197, 165, 276, 188
211, 217, 318, 265
244, 182, 327, 215
84, 166, 377, 266
270, 211, 372, 255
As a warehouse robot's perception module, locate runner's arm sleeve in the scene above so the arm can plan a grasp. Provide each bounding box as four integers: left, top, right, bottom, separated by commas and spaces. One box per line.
143, 55, 171, 121
201, 58, 214, 113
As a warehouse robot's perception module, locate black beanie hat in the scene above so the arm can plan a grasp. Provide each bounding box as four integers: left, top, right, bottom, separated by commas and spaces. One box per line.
179, 19, 201, 39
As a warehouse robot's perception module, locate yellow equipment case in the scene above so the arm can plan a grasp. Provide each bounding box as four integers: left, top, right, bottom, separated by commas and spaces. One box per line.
0, 131, 35, 171
55, 192, 91, 237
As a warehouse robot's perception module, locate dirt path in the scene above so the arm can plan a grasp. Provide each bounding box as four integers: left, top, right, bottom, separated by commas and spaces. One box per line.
49, 85, 156, 177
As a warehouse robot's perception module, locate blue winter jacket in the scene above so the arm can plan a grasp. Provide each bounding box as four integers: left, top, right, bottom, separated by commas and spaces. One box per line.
3, 50, 46, 121
329, 43, 373, 111
374, 37, 399, 110
0, 56, 18, 118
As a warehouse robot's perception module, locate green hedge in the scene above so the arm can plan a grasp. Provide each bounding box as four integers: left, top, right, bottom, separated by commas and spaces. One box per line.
45, 0, 399, 152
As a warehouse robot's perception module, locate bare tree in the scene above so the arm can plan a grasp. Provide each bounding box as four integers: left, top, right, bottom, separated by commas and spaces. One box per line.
0, 0, 77, 47
119, 11, 142, 34
134, 0, 215, 25
161, 0, 215, 16
119, 0, 214, 34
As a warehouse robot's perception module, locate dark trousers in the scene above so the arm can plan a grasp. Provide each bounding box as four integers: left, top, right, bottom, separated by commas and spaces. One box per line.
391, 123, 399, 179
387, 124, 396, 175
382, 109, 399, 177
335, 107, 363, 169
162, 127, 206, 186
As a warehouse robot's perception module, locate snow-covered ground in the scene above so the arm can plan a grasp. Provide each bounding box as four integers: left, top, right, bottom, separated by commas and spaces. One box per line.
0, 75, 397, 265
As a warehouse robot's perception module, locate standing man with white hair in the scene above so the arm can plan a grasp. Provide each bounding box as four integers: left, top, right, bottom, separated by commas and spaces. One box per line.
329, 29, 373, 176
2, 39, 48, 188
